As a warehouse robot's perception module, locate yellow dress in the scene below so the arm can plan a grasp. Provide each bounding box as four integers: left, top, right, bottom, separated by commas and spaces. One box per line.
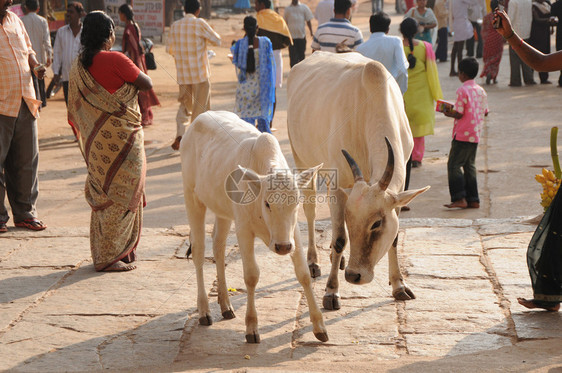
403, 41, 443, 138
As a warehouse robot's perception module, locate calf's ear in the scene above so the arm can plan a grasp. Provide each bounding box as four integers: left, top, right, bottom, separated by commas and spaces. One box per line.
394, 186, 430, 208
296, 163, 323, 189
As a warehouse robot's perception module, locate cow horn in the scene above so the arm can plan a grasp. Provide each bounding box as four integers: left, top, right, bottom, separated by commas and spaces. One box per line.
341, 149, 364, 182
378, 137, 394, 191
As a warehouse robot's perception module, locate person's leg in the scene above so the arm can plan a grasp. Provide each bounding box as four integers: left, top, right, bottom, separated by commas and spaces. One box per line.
466, 23, 476, 57
173, 84, 192, 150
522, 39, 537, 85
0, 113, 17, 224
4, 101, 39, 223
463, 142, 479, 205
256, 118, 272, 133
297, 38, 306, 64
475, 22, 483, 58
411, 136, 425, 163
450, 41, 463, 75
509, 46, 523, 86
62, 81, 69, 105
446, 140, 469, 204
436, 27, 448, 61
38, 78, 47, 107
289, 44, 298, 68
191, 79, 211, 122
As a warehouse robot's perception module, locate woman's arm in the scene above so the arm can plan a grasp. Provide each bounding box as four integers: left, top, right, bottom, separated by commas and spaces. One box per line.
495, 9, 562, 71
133, 71, 153, 91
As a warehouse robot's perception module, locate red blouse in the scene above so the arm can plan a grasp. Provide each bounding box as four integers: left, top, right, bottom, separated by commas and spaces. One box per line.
88, 51, 141, 94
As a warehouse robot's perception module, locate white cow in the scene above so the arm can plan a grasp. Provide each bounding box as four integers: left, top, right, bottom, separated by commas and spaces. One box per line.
287, 52, 430, 310
180, 111, 328, 343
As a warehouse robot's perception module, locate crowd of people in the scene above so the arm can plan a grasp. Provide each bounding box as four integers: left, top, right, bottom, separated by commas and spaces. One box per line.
1, 0, 560, 309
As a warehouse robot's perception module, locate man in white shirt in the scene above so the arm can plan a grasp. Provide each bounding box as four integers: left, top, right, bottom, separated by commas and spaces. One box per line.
507, 0, 536, 86
356, 12, 409, 94
315, 0, 334, 26
21, 0, 52, 107
465, 0, 486, 58
52, 1, 84, 105
311, 0, 363, 53
284, 0, 314, 67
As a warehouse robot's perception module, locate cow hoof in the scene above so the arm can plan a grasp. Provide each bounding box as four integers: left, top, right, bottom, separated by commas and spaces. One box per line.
222, 309, 236, 320
323, 294, 341, 310
309, 263, 321, 278
199, 315, 213, 326
314, 331, 329, 342
245, 333, 261, 343
393, 287, 416, 301
339, 255, 346, 270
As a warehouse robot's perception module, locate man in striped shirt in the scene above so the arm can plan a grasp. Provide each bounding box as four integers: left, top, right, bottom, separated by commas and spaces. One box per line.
311, 0, 363, 53
52, 2, 84, 105
1, 0, 47, 233
167, 0, 221, 150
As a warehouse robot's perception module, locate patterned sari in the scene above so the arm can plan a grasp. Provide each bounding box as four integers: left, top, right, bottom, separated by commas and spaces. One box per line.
68, 60, 146, 271
480, 12, 504, 80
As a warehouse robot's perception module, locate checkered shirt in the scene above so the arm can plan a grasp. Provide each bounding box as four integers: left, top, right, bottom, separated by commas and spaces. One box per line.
167, 14, 221, 85
0, 11, 40, 118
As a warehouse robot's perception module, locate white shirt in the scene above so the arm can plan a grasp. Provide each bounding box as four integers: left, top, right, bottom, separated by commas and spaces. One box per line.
508, 0, 532, 39
21, 12, 52, 65
52, 24, 82, 82
356, 32, 409, 94
284, 3, 314, 39
315, 0, 334, 26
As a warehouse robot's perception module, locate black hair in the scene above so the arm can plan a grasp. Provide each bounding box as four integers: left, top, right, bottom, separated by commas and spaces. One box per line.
459, 57, 479, 79
24, 0, 39, 11
67, 1, 84, 14
79, 11, 115, 68
370, 11, 390, 33
184, 0, 200, 14
244, 16, 257, 73
334, 0, 352, 14
400, 17, 418, 69
257, 0, 272, 9
118, 3, 134, 20
490, 0, 499, 10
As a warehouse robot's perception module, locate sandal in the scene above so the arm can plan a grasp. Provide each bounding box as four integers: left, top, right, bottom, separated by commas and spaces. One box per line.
0, 221, 7, 233
14, 218, 47, 231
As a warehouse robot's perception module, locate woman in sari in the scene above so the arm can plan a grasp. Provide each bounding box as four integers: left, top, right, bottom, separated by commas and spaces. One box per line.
401, 17, 443, 170
119, 4, 160, 126
404, 0, 438, 45
68, 11, 153, 272
480, 0, 505, 84
231, 16, 276, 133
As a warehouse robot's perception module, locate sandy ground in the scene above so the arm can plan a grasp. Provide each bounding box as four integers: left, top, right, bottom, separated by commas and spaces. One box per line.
14, 0, 562, 371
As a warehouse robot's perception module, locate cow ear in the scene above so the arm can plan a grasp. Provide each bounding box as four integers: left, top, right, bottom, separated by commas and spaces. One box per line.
296, 163, 323, 189
394, 186, 430, 208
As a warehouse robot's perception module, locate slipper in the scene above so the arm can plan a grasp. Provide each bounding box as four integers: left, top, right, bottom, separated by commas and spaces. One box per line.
14, 218, 47, 231
0, 221, 7, 233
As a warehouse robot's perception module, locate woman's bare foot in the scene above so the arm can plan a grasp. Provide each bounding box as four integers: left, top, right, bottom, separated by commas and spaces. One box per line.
517, 297, 560, 312
444, 198, 467, 209
103, 262, 137, 272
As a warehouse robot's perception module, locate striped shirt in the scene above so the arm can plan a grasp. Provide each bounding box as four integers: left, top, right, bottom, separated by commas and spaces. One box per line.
311, 18, 363, 52
21, 12, 52, 65
52, 24, 82, 81
167, 14, 221, 85
0, 11, 41, 118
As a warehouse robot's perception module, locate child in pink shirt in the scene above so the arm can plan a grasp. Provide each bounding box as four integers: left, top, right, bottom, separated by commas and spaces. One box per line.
442, 57, 488, 209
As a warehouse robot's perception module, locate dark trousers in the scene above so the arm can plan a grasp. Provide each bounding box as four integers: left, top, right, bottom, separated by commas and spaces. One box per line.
62, 81, 69, 105
289, 38, 307, 67
447, 139, 479, 203
509, 43, 535, 85
450, 40, 465, 74
31, 74, 47, 107
435, 27, 448, 62
0, 100, 39, 223
465, 21, 482, 58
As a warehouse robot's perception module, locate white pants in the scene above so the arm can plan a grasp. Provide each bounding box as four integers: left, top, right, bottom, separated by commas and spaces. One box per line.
273, 49, 283, 88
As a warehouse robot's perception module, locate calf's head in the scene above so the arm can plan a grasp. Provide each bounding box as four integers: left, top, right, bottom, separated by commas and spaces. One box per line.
339, 139, 429, 285
236, 164, 322, 255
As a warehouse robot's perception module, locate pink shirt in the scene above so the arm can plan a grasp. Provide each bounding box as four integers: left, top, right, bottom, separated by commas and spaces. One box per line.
453, 80, 488, 143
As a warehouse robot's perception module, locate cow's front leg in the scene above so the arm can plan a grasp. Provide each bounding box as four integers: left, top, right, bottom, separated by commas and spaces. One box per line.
323, 190, 347, 310
213, 217, 235, 320
291, 227, 329, 341
302, 185, 321, 278
185, 195, 212, 325
237, 230, 261, 343
388, 235, 415, 300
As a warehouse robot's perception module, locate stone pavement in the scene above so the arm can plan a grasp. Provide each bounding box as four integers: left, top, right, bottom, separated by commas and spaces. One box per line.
2, 217, 562, 372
